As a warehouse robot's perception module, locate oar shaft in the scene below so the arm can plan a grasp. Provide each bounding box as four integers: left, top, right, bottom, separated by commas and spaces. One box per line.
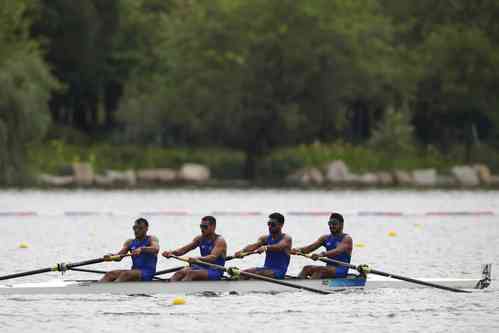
69, 267, 166, 281
153, 253, 252, 276
69, 268, 108, 274
367, 268, 470, 293
171, 255, 330, 295
297, 253, 470, 293
0, 255, 126, 281
153, 266, 185, 276
0, 268, 54, 281
226, 252, 256, 261
237, 270, 330, 294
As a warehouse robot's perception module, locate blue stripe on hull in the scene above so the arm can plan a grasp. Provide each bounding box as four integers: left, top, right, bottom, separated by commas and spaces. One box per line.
325, 276, 366, 288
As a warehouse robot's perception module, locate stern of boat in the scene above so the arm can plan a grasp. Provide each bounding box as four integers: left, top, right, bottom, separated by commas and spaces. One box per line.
475, 264, 492, 289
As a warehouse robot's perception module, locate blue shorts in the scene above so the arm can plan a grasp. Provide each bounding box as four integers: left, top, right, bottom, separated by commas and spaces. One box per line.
328, 265, 348, 278
191, 265, 224, 281
257, 267, 287, 279
139, 269, 156, 281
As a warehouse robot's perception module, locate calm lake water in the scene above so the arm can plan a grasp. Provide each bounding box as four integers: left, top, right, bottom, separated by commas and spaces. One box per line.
0, 189, 498, 333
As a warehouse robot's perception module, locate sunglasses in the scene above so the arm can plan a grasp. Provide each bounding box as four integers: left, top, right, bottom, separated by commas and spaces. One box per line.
133, 225, 145, 230
267, 221, 277, 227
200, 224, 209, 229
328, 220, 341, 226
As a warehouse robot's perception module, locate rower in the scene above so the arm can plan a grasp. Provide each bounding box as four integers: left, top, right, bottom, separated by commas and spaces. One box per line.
100, 218, 159, 282
162, 216, 227, 281
291, 212, 352, 279
234, 212, 292, 279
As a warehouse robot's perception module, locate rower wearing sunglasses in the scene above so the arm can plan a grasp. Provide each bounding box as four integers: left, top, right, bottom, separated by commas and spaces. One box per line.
233, 212, 292, 279
162, 216, 227, 281
100, 218, 159, 282
291, 212, 352, 279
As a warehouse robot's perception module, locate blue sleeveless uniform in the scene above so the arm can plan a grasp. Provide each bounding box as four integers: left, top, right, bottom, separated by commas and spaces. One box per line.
258, 234, 290, 279
128, 237, 157, 281
322, 233, 351, 277
191, 236, 226, 280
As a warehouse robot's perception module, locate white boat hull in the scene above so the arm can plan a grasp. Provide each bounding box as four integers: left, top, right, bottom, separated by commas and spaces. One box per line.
0, 275, 489, 296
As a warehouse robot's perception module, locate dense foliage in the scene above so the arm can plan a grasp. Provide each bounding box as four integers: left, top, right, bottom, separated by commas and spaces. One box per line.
1, 0, 498, 183
0, 0, 58, 184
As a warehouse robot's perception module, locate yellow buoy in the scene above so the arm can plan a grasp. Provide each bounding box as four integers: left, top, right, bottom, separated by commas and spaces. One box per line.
354, 242, 366, 248
19, 242, 29, 249
18, 242, 29, 249
171, 296, 186, 305
387, 231, 397, 237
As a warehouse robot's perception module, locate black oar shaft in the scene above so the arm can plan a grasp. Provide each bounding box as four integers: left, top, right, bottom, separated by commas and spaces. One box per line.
153, 267, 184, 276
66, 258, 108, 269
171, 256, 330, 295
152, 253, 252, 277
0, 255, 125, 281
69, 268, 108, 274
304, 254, 470, 293
236, 270, 330, 294
0, 268, 54, 281
367, 268, 470, 293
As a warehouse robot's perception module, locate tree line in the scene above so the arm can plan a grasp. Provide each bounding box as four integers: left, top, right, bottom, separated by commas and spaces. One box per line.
1, 0, 498, 183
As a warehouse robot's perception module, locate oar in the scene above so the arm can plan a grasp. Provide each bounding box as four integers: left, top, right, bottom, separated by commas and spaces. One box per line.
0, 255, 127, 281
154, 253, 254, 277
225, 251, 257, 261
69, 267, 167, 281
68, 268, 108, 275
295, 253, 470, 293
153, 267, 185, 276
170, 255, 331, 295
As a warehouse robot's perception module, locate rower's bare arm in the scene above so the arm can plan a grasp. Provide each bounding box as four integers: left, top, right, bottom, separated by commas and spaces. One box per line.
295, 235, 327, 254
117, 239, 133, 255
235, 236, 266, 256
323, 235, 353, 257
104, 239, 132, 261
173, 236, 201, 256
200, 237, 227, 263
267, 235, 292, 252
141, 236, 160, 254
244, 235, 267, 252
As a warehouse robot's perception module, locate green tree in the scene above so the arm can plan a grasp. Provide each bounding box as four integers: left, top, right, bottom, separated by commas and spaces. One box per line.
0, 0, 59, 184
369, 102, 415, 155
120, 0, 398, 178
382, 0, 499, 152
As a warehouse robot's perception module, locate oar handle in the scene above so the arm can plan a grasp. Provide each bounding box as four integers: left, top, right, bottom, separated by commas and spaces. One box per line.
226, 251, 256, 261
294, 252, 358, 270
103, 254, 131, 262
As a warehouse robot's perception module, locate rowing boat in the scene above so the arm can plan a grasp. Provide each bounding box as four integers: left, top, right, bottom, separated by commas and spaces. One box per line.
0, 265, 491, 295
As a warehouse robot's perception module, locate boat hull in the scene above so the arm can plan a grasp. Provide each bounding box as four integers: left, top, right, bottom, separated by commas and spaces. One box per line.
0, 275, 488, 295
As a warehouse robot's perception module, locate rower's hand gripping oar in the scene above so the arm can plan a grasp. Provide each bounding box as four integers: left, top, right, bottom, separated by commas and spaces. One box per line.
225, 251, 257, 261
294, 252, 471, 293
0, 255, 129, 281
169, 255, 331, 295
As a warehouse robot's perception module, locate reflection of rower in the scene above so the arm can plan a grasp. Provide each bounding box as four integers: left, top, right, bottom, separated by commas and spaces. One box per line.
234, 212, 292, 279
162, 216, 227, 281
292, 213, 352, 279
100, 218, 159, 282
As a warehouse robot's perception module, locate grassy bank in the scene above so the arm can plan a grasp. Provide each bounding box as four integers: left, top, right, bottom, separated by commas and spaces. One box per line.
26, 140, 499, 184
